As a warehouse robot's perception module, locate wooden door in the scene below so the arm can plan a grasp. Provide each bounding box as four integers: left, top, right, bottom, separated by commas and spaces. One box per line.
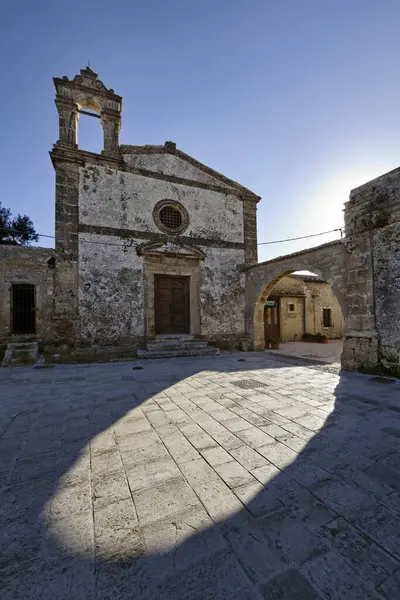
154, 275, 190, 335
264, 298, 280, 342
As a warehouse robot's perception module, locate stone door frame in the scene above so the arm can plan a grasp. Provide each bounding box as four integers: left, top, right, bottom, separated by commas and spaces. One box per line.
144, 254, 201, 339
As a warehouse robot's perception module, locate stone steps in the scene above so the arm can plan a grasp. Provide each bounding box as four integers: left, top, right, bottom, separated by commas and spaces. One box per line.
137, 335, 219, 359
146, 341, 209, 351
1, 342, 39, 367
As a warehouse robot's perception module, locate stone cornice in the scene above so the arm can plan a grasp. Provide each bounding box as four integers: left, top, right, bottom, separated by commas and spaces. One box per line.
78, 223, 245, 250
49, 146, 121, 169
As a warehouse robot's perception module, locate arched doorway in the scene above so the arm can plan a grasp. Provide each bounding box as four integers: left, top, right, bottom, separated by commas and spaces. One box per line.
261, 271, 345, 363
245, 241, 347, 362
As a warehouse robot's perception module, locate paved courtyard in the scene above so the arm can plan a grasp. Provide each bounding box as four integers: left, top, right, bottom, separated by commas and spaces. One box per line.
1, 352, 400, 599
268, 340, 343, 364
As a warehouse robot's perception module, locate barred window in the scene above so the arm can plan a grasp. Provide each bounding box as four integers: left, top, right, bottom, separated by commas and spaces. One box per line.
153, 200, 189, 234
159, 206, 183, 231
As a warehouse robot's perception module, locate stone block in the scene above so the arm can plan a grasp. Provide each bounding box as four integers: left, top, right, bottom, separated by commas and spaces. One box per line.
120, 440, 170, 467
345, 502, 400, 560
377, 569, 400, 599
132, 478, 201, 526
162, 432, 200, 463
94, 498, 142, 562
201, 446, 232, 466
257, 442, 298, 469
223, 417, 254, 433
211, 430, 245, 450
125, 457, 182, 491
116, 430, 160, 451
214, 460, 256, 489
91, 449, 124, 478
318, 517, 399, 588
154, 549, 254, 600
179, 457, 220, 487
184, 431, 219, 450
92, 471, 131, 510
113, 417, 152, 435
229, 445, 270, 470
302, 550, 382, 600
49, 481, 91, 522
237, 427, 275, 448
234, 481, 284, 517
191, 479, 243, 520
44, 512, 93, 565
261, 568, 322, 599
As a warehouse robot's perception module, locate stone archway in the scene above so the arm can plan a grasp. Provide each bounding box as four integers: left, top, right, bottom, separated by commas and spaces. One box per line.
245, 241, 347, 352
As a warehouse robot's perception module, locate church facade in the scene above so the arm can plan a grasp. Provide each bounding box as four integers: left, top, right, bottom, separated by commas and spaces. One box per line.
47, 68, 260, 358
3, 67, 399, 374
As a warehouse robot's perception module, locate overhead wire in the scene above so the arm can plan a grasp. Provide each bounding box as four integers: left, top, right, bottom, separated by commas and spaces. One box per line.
0, 226, 345, 248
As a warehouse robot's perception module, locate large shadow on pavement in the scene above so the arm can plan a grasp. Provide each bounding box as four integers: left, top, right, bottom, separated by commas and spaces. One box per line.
1, 353, 400, 599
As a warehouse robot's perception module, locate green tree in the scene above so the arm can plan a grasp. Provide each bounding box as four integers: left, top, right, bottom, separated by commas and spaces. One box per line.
0, 202, 39, 246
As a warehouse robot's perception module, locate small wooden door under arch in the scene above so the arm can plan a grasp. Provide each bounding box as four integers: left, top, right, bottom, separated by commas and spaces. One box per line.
264, 297, 280, 342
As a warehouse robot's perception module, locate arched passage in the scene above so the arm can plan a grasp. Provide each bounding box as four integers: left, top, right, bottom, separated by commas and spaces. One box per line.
245, 241, 347, 352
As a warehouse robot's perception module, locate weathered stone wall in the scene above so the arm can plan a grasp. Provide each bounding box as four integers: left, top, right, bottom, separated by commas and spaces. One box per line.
0, 246, 54, 344
79, 163, 244, 243
199, 247, 245, 348
279, 297, 305, 342
78, 232, 147, 346
68, 153, 249, 351
343, 166, 400, 375
304, 282, 344, 339
122, 152, 231, 187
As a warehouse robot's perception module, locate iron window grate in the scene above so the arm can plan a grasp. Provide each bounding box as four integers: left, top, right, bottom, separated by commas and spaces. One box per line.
231, 379, 269, 390
159, 206, 182, 231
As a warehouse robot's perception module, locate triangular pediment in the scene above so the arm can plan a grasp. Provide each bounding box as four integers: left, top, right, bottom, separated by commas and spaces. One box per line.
137, 241, 205, 259
121, 143, 260, 200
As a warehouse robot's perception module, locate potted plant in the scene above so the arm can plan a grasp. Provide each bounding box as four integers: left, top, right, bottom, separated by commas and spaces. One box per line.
315, 333, 329, 344
270, 337, 281, 350
265, 337, 272, 349
302, 332, 328, 344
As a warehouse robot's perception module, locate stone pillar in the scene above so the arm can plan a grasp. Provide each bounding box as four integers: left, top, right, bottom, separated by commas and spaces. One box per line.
243, 198, 258, 266
50, 152, 81, 348
101, 111, 121, 157
341, 228, 379, 372
55, 99, 78, 148
342, 167, 400, 375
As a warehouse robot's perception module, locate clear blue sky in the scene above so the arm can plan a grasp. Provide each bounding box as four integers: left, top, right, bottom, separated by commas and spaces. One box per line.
1, 0, 400, 262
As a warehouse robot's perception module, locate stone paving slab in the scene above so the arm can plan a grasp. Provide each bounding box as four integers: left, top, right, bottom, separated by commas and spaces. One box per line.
1, 351, 400, 599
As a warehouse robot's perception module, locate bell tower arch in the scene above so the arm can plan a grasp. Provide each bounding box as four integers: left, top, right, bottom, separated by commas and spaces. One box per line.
50, 67, 122, 351
53, 67, 122, 157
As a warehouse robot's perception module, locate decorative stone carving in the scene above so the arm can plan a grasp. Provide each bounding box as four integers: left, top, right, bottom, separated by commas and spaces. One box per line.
137, 241, 205, 260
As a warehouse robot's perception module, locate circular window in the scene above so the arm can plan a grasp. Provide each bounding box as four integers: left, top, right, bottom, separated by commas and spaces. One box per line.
159, 206, 182, 231
153, 200, 189, 234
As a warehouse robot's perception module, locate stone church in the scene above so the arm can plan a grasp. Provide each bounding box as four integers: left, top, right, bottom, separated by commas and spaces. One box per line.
2, 66, 399, 374
1, 67, 260, 362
